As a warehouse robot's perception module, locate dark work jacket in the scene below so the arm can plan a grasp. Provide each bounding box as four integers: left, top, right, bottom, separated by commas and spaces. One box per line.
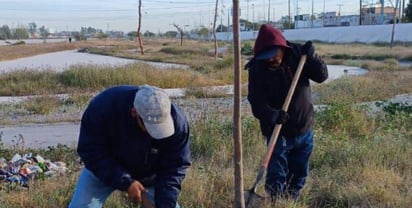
77, 85, 191, 208
246, 42, 328, 137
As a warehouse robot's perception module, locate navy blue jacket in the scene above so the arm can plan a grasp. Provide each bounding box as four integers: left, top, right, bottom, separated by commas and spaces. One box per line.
77, 85, 191, 207
246, 43, 328, 137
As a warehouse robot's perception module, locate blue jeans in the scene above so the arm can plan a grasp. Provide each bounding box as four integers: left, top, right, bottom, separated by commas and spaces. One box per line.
265, 130, 313, 200
69, 168, 180, 208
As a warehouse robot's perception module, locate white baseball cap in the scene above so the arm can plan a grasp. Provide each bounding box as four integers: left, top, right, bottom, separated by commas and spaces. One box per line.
134, 85, 174, 139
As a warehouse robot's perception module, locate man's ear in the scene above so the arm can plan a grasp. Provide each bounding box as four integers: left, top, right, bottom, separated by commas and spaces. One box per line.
131, 108, 138, 118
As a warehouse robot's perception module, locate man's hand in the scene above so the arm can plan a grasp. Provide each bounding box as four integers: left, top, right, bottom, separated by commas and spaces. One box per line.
127, 180, 146, 204
302, 41, 315, 58
276, 110, 289, 125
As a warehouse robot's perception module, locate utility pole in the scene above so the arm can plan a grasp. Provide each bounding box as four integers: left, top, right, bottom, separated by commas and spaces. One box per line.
200, 10, 202, 27
296, 0, 300, 29
288, 0, 291, 29
402, 0, 406, 21
399, 0, 402, 22
324, 0, 326, 27
228, 7, 230, 39
359, 0, 362, 25
337, 4, 343, 25
337, 4, 343, 16
263, 0, 266, 23
380, 0, 384, 24
268, 0, 271, 23
252, 4, 255, 30
296, 0, 299, 19
220, 2, 223, 32
209, 5, 211, 30
247, 0, 250, 22
312, 0, 314, 27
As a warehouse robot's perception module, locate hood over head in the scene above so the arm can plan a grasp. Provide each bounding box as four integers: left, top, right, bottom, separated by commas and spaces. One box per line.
254, 24, 290, 60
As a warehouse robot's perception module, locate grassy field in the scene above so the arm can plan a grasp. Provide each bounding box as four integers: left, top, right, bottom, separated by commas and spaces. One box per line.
0, 38, 411, 207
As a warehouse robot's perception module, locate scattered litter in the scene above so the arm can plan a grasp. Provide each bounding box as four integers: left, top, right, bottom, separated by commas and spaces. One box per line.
0, 153, 68, 190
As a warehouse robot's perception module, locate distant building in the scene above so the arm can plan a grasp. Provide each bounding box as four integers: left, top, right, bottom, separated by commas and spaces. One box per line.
293, 5, 395, 29
294, 14, 312, 28
361, 6, 397, 25
240, 22, 246, 31
339, 15, 360, 26
321, 12, 339, 27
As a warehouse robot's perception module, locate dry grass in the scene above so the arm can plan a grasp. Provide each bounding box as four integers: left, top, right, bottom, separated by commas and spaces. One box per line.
1, 108, 410, 207
313, 70, 412, 104
315, 43, 412, 61
0, 39, 137, 61
86, 38, 231, 68
0, 42, 78, 61
0, 103, 411, 207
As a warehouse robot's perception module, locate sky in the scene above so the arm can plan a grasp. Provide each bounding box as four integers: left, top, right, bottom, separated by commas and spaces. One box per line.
0, 0, 373, 33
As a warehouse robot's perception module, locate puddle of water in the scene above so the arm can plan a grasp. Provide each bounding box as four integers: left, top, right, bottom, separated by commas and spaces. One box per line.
326, 65, 368, 82
399, 61, 412, 68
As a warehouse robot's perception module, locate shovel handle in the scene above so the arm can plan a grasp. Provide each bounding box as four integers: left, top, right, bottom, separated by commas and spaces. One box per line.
261, 55, 307, 168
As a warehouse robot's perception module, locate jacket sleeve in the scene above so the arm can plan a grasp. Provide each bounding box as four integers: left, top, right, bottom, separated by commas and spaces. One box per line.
77, 103, 134, 191
302, 51, 329, 83
247, 63, 281, 126
154, 107, 191, 207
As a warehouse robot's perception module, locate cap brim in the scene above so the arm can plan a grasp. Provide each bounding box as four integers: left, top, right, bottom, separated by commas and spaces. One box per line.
255, 48, 279, 60
144, 116, 175, 139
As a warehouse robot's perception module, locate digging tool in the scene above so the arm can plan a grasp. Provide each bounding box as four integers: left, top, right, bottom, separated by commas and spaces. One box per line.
245, 54, 307, 208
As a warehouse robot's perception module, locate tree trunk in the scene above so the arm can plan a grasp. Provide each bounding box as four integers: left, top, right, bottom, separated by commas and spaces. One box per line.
232, 0, 245, 207
213, 0, 219, 59
180, 33, 183, 46
173, 24, 184, 46
137, 0, 144, 55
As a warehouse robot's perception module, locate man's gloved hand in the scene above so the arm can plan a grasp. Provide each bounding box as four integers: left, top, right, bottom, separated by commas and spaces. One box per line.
275, 110, 289, 125
302, 41, 315, 58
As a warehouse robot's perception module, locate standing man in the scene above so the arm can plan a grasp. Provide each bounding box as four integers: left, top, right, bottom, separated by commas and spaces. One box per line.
69, 85, 191, 208
245, 24, 328, 201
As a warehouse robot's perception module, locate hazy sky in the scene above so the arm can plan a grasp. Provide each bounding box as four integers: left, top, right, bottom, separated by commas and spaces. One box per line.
0, 0, 365, 33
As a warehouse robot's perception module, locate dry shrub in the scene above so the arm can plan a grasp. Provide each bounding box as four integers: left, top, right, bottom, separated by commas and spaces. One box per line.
21, 95, 62, 114
346, 166, 404, 206
64, 93, 94, 108
361, 60, 386, 70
